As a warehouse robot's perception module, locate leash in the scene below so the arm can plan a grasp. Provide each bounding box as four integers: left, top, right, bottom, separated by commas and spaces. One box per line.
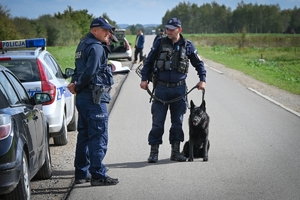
135, 60, 205, 105
146, 85, 204, 105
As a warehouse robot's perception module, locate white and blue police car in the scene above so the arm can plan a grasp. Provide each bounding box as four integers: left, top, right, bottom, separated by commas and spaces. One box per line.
0, 38, 76, 145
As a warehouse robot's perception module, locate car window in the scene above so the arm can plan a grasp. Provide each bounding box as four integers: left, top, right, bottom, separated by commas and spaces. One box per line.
0, 72, 20, 105
6, 72, 30, 105
114, 29, 126, 39
111, 38, 127, 53
0, 60, 41, 82
44, 54, 64, 79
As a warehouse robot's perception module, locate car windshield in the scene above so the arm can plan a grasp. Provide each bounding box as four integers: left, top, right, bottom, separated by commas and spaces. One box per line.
0, 60, 41, 82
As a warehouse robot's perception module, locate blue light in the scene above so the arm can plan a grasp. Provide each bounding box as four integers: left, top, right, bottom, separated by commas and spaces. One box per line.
26, 38, 46, 48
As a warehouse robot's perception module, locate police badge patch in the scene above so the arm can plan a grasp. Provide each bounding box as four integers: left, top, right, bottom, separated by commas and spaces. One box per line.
75, 51, 82, 59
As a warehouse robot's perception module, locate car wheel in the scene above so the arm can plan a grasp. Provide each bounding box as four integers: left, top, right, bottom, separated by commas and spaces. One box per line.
3, 151, 31, 200
53, 113, 68, 146
67, 107, 77, 131
34, 134, 52, 179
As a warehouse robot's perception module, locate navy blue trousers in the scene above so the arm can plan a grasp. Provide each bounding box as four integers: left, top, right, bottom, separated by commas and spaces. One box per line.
74, 97, 108, 180
148, 84, 187, 145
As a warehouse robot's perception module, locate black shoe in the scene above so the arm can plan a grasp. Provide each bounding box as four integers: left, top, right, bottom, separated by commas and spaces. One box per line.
91, 176, 119, 186
75, 176, 91, 184
170, 152, 186, 162
75, 167, 109, 184
170, 141, 186, 162
147, 144, 159, 163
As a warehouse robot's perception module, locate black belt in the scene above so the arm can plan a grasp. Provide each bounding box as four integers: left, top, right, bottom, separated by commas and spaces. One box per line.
156, 80, 185, 88
86, 85, 93, 89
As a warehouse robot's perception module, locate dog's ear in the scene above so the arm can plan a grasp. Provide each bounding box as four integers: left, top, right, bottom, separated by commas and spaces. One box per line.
200, 100, 206, 111
190, 100, 195, 109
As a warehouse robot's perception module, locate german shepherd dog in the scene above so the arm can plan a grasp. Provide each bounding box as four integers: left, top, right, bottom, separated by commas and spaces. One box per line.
183, 99, 210, 161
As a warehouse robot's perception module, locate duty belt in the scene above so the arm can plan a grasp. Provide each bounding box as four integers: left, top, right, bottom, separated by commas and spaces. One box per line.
156, 80, 186, 88
86, 84, 110, 92
85, 85, 94, 90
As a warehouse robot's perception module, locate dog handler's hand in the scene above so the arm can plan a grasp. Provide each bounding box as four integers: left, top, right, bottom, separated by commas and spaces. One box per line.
196, 81, 206, 90
140, 81, 148, 90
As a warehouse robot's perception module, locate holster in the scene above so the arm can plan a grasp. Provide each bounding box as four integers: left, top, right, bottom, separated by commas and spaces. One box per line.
92, 85, 110, 105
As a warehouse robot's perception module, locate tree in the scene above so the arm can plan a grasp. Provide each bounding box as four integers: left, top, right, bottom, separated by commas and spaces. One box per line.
13, 17, 38, 39
129, 25, 138, 35
290, 6, 300, 33
0, 5, 19, 39
55, 6, 93, 37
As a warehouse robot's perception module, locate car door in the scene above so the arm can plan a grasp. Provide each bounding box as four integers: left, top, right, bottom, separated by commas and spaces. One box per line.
44, 54, 74, 123
3, 71, 42, 168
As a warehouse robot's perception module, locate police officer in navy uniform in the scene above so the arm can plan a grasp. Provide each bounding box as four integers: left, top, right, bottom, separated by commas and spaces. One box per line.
153, 28, 166, 45
140, 17, 207, 163
67, 17, 119, 186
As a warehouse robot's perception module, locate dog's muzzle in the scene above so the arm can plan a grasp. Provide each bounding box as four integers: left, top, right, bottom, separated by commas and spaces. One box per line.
192, 116, 201, 126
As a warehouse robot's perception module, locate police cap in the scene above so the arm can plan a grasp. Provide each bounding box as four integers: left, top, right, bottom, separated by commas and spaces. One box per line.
90, 17, 115, 30
165, 18, 181, 30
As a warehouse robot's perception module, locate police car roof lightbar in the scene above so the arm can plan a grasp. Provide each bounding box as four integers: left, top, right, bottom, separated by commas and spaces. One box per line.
0, 38, 46, 50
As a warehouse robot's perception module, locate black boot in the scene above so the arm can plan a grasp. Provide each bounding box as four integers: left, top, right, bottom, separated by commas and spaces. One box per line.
148, 144, 159, 163
170, 141, 186, 162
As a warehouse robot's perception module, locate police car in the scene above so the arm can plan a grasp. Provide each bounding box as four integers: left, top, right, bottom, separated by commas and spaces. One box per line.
0, 38, 76, 146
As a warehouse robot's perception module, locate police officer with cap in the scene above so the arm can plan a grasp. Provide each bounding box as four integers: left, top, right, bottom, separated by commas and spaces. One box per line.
67, 17, 118, 186
153, 28, 165, 45
140, 17, 207, 163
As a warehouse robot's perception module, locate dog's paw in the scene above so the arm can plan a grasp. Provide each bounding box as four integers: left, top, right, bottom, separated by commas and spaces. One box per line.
203, 157, 208, 162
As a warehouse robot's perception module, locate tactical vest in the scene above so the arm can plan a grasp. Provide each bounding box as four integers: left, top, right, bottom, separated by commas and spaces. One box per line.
154, 37, 189, 74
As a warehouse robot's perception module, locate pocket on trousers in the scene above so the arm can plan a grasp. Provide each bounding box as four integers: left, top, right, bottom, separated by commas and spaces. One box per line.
89, 111, 108, 133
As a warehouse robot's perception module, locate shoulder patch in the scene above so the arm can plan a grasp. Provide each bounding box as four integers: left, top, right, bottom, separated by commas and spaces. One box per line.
75, 51, 82, 59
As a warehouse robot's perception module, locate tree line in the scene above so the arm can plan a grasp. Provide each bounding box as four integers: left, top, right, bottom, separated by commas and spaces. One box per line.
161, 1, 299, 34
0, 1, 299, 46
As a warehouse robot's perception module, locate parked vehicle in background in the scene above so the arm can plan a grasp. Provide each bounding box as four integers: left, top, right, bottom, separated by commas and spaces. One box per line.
109, 29, 132, 61
0, 66, 52, 200
0, 38, 76, 146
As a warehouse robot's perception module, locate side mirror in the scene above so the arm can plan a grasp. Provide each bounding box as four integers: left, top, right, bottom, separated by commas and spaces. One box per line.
65, 68, 74, 78
32, 93, 52, 105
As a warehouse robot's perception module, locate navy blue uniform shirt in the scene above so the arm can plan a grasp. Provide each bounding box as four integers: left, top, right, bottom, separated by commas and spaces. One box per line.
72, 33, 113, 103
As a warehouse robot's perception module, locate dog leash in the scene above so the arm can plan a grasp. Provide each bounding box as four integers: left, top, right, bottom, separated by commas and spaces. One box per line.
136, 60, 205, 105
146, 85, 204, 105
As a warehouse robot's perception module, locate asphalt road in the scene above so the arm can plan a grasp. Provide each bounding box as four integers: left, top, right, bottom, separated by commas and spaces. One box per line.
67, 35, 300, 199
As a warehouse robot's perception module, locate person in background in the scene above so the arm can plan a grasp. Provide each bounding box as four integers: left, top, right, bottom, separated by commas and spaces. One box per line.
67, 17, 119, 186
153, 28, 165, 45
140, 17, 207, 163
133, 29, 145, 64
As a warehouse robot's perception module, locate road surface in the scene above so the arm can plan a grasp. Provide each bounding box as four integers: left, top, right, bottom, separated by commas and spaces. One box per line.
67, 35, 300, 200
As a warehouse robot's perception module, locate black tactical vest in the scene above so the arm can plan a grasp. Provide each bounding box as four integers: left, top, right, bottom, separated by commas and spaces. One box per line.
154, 37, 189, 74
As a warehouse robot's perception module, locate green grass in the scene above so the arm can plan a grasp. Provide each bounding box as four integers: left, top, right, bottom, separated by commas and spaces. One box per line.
194, 45, 300, 94
48, 34, 300, 95
47, 46, 76, 69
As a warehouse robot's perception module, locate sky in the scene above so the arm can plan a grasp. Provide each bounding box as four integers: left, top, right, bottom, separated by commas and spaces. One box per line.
2, 0, 299, 25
